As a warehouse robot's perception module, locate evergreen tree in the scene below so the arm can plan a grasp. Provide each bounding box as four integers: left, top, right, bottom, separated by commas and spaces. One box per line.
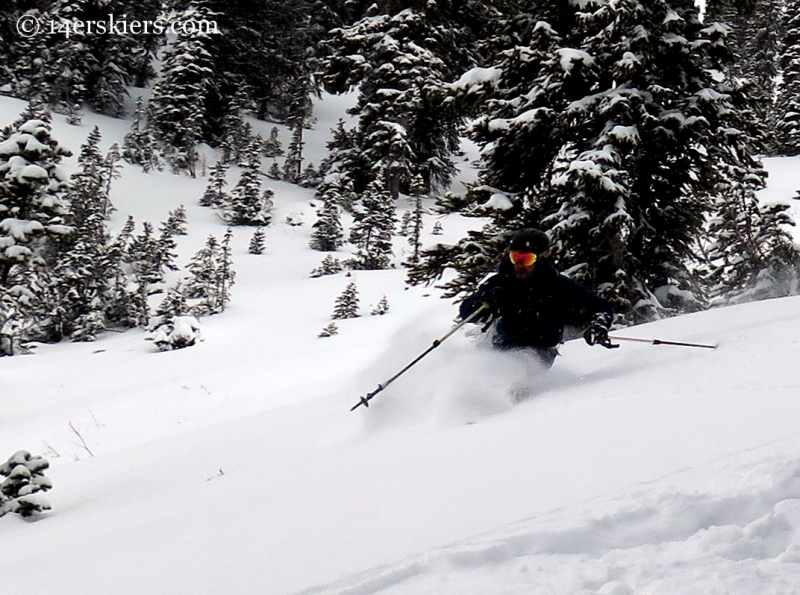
6, 0, 323, 127
371, 294, 390, 315
69, 126, 105, 224
44, 127, 126, 342
202, 0, 319, 123
404, 173, 426, 265
249, 226, 266, 254
153, 314, 203, 351
702, 162, 800, 303
300, 162, 321, 188
156, 217, 181, 279
398, 211, 412, 236
49, 237, 109, 342
65, 103, 83, 126
412, 1, 764, 322
0, 268, 51, 355
699, 3, 800, 303
267, 161, 282, 180
105, 215, 147, 329
263, 126, 284, 159
84, 33, 136, 117
237, 134, 262, 169
183, 230, 237, 316
318, 321, 339, 337
777, 0, 800, 155
3, 6, 49, 101
261, 188, 275, 220
35, 0, 143, 117
318, 120, 367, 205
0, 450, 52, 518
0, 7, 16, 89
151, 284, 202, 351
285, 72, 317, 131
215, 227, 235, 313
37, 0, 97, 114
102, 142, 123, 202
225, 140, 270, 225
336, 176, 358, 213
309, 179, 345, 252
121, 215, 181, 308
151, 0, 338, 129
185, 234, 220, 314
367, 120, 416, 201
126, 221, 161, 323
282, 123, 305, 184
705, 0, 759, 14
705, 0, 783, 155
331, 280, 360, 319
164, 205, 189, 236
322, 4, 461, 198
201, 161, 229, 207
123, 96, 159, 171
0, 112, 73, 287
348, 180, 396, 270
154, 282, 190, 329
310, 254, 344, 278
218, 86, 256, 165
146, 2, 219, 176
0, 291, 27, 355
719, 0, 781, 92
124, 0, 165, 88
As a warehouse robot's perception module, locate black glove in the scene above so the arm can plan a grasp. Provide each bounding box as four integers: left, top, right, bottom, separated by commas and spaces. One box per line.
584, 314, 618, 349
483, 286, 506, 311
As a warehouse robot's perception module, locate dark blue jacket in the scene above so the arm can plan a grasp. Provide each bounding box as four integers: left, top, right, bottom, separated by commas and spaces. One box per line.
460, 259, 612, 349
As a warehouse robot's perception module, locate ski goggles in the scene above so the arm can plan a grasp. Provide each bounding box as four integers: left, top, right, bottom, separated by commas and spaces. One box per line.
509, 250, 537, 267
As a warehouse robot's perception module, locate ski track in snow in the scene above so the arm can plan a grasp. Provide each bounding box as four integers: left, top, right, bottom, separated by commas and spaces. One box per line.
297, 448, 800, 595
305, 297, 800, 595
298, 300, 800, 595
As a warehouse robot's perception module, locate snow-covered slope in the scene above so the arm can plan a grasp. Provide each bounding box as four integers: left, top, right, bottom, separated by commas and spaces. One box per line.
2, 96, 800, 595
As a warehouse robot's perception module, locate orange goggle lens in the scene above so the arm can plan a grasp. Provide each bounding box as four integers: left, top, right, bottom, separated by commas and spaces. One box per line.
509, 250, 537, 266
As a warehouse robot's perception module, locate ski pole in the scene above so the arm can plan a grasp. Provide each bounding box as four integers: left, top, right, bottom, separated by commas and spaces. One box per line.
608, 335, 718, 349
350, 303, 491, 411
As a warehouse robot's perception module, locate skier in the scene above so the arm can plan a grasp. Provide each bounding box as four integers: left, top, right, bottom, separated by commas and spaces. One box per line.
459, 228, 616, 368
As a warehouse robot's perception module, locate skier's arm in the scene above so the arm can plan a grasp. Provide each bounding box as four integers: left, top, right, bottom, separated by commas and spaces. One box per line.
459, 279, 500, 323
558, 275, 613, 326
556, 275, 617, 348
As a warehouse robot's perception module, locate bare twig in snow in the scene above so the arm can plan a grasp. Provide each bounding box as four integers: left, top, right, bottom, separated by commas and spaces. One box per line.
68, 421, 95, 457
43, 441, 61, 458
89, 410, 106, 427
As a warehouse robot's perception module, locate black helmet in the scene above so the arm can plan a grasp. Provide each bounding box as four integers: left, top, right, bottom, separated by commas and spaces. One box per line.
508, 228, 549, 253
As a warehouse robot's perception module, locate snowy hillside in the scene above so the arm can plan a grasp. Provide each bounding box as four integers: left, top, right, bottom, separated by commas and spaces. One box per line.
2, 95, 800, 595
